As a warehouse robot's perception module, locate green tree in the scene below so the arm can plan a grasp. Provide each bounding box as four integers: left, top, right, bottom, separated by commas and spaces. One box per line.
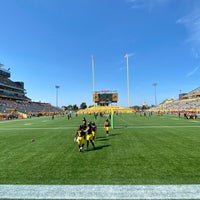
72, 104, 78, 110
63, 105, 72, 111
80, 102, 87, 109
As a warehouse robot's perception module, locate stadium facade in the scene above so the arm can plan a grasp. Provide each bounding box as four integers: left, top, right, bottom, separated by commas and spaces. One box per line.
0, 65, 62, 119
0, 67, 30, 101
180, 87, 200, 99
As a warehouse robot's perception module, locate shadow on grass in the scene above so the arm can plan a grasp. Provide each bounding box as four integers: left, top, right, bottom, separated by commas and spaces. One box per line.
85, 144, 110, 152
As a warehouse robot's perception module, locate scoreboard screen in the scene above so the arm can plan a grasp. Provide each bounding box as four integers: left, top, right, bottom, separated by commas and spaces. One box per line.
93, 93, 118, 103
99, 93, 112, 102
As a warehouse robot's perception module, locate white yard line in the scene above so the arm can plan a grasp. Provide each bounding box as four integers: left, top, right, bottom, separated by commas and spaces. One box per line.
0, 184, 200, 199
115, 125, 200, 129
1, 125, 200, 131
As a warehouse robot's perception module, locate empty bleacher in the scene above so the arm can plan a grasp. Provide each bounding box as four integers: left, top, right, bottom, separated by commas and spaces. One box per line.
77, 105, 135, 114
0, 99, 63, 119
149, 98, 200, 113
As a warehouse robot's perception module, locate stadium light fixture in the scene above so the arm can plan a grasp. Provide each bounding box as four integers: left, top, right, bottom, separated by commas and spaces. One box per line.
55, 85, 60, 107
152, 83, 157, 106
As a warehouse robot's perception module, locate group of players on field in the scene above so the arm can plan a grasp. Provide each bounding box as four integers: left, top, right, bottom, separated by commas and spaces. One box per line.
75, 117, 110, 152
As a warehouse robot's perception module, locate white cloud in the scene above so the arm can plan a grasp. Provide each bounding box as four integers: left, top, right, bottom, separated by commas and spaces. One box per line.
186, 66, 199, 77
177, 7, 200, 58
177, 10, 200, 42
191, 48, 200, 59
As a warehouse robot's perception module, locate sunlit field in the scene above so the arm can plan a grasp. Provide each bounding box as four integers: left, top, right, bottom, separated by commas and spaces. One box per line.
0, 113, 200, 185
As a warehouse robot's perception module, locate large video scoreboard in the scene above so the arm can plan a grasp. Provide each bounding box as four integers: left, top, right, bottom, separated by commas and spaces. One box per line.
93, 90, 118, 105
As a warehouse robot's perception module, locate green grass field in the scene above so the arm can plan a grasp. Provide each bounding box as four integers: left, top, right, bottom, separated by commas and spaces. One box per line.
0, 113, 200, 185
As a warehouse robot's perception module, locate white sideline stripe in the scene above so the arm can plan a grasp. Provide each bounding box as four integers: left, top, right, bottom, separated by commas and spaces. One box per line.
0, 185, 200, 199
1, 125, 200, 131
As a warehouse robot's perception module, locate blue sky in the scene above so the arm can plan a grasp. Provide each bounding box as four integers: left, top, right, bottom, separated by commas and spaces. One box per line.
0, 0, 200, 108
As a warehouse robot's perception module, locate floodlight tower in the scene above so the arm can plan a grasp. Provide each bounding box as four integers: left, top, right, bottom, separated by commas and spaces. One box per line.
91, 55, 96, 106
91, 55, 95, 93
55, 85, 60, 107
152, 83, 157, 106
125, 54, 130, 107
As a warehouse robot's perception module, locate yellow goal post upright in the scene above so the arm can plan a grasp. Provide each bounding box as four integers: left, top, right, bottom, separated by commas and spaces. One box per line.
92, 90, 117, 129
111, 109, 114, 129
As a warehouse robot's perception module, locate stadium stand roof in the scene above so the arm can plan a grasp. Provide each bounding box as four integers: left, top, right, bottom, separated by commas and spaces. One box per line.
182, 87, 200, 99
0, 66, 30, 101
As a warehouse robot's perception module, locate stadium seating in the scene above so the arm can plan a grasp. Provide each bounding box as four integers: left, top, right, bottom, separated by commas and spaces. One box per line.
0, 99, 63, 120
0, 66, 63, 120
77, 105, 134, 114
149, 98, 200, 114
